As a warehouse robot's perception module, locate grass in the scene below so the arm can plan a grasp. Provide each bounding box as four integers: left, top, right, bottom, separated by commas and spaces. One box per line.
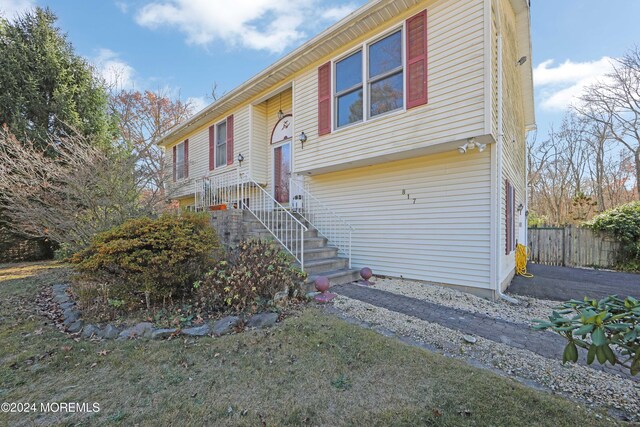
0, 262, 617, 426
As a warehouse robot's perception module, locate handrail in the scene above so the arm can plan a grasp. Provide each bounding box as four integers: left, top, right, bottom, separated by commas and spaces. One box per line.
194, 170, 242, 211
289, 178, 353, 268
240, 173, 308, 270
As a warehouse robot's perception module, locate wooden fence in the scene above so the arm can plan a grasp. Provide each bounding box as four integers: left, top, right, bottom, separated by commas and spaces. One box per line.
527, 226, 622, 268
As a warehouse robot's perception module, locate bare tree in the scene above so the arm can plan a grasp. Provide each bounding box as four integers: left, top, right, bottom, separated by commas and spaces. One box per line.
579, 47, 640, 200
109, 89, 193, 211
0, 126, 145, 250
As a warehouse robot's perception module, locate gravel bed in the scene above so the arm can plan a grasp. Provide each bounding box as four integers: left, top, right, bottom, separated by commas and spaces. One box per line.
371, 277, 559, 325
332, 295, 640, 422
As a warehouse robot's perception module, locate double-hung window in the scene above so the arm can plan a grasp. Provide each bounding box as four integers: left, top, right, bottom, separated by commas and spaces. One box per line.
335, 50, 363, 128
334, 29, 404, 129
216, 121, 227, 168
368, 30, 403, 117
175, 142, 186, 180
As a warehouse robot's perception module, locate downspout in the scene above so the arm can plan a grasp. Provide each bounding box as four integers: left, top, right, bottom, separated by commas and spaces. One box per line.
495, 0, 519, 304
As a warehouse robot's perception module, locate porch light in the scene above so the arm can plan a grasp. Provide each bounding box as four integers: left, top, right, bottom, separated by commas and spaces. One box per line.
517, 203, 524, 213
299, 131, 307, 148
277, 109, 285, 120
457, 143, 468, 154
237, 153, 244, 166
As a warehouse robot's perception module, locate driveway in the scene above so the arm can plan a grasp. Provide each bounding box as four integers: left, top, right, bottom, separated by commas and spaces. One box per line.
509, 263, 640, 301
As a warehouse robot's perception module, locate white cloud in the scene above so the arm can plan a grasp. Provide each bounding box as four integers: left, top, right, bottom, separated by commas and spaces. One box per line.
92, 48, 136, 90
187, 96, 208, 114
135, 0, 357, 53
115, 1, 129, 13
0, 0, 34, 19
534, 57, 614, 111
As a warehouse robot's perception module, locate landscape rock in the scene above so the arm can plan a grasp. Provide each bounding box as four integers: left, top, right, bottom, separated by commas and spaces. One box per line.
212, 316, 241, 336
81, 324, 101, 339
151, 328, 178, 340
181, 324, 210, 336
246, 312, 278, 329
63, 309, 80, 325
52, 284, 68, 292
66, 320, 83, 333
100, 324, 120, 339
118, 322, 154, 339
59, 301, 75, 311
463, 335, 477, 344
53, 294, 70, 304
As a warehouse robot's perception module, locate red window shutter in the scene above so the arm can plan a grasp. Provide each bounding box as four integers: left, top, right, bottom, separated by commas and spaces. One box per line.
172, 145, 177, 182
184, 139, 189, 178
317, 61, 331, 136
406, 10, 428, 109
505, 180, 511, 254
208, 126, 215, 171
226, 115, 234, 165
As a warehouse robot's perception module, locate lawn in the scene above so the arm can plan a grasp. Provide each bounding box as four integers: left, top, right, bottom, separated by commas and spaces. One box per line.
0, 262, 615, 426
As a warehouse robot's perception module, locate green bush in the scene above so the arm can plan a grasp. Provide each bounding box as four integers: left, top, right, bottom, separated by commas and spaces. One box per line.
533, 296, 640, 375
584, 201, 640, 270
71, 213, 222, 309
195, 240, 306, 313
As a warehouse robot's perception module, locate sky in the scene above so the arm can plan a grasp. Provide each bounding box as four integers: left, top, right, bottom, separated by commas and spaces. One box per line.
1, 0, 640, 139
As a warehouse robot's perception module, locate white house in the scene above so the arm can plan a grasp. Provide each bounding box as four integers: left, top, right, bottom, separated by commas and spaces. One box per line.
158, 0, 535, 299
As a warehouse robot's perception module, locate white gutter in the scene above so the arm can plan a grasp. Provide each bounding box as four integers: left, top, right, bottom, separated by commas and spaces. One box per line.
495, 0, 519, 304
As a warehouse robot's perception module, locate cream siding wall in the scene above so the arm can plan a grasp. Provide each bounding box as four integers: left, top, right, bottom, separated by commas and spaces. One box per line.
306, 150, 492, 290
496, 0, 527, 286
250, 103, 268, 184
293, 0, 486, 174
167, 105, 251, 198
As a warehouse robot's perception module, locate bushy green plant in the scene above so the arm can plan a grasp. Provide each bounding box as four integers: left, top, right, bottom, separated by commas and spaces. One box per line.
195, 240, 306, 313
584, 201, 640, 270
71, 213, 222, 309
533, 296, 640, 375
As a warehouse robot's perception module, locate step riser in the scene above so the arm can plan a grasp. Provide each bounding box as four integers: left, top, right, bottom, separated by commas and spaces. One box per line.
248, 228, 318, 239
304, 260, 349, 276
305, 270, 360, 291
304, 248, 338, 260
245, 234, 327, 250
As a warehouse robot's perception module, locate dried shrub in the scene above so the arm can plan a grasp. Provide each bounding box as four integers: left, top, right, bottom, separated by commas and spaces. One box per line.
71, 212, 222, 309
195, 240, 306, 313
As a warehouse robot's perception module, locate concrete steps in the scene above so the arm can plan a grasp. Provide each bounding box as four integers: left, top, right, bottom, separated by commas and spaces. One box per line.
242, 211, 358, 291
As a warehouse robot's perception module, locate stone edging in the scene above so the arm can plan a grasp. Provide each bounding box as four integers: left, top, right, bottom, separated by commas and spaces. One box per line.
50, 284, 279, 340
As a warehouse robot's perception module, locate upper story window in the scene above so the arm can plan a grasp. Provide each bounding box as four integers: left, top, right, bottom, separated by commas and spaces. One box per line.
216, 120, 227, 168
368, 30, 403, 117
334, 29, 404, 129
175, 141, 186, 180
335, 51, 363, 128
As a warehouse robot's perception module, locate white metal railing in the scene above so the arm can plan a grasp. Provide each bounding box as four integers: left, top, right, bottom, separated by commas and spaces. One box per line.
194, 170, 242, 211
240, 173, 308, 269
290, 178, 353, 267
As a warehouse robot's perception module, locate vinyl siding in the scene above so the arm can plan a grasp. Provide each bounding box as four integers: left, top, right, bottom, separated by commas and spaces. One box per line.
294, 0, 486, 174
306, 149, 492, 289
497, 0, 527, 286
168, 106, 250, 198
250, 103, 268, 184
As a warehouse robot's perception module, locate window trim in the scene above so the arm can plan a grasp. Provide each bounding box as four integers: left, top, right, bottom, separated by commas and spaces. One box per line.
332, 23, 406, 132
366, 29, 405, 120
215, 119, 228, 169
